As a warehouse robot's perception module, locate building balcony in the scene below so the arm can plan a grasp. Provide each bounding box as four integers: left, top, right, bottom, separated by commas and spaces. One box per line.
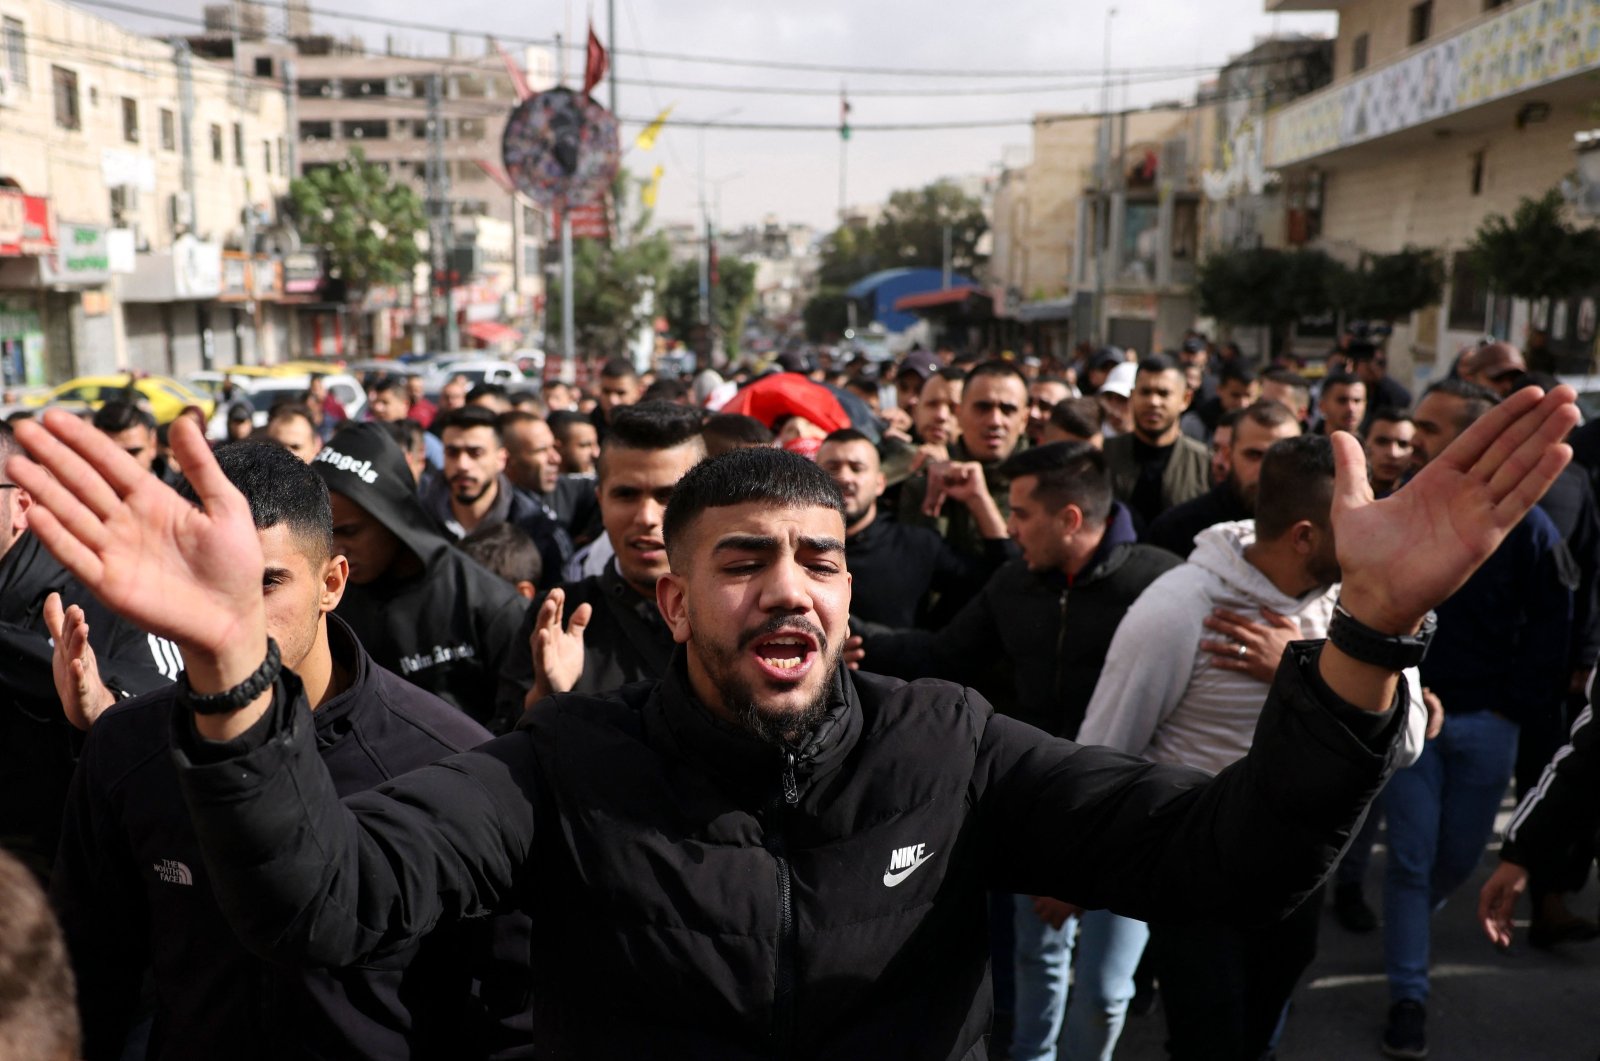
1266, 0, 1600, 168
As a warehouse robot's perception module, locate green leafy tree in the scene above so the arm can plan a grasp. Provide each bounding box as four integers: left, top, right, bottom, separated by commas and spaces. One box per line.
662, 256, 758, 353
545, 171, 672, 360
1346, 247, 1445, 324
1469, 188, 1600, 301
1198, 246, 1348, 357
803, 288, 851, 343
287, 147, 425, 352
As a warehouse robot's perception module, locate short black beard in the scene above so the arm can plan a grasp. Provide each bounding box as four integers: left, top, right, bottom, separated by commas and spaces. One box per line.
699, 615, 840, 750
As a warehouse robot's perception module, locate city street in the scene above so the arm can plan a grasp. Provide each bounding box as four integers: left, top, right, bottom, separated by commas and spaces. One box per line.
1117, 802, 1600, 1060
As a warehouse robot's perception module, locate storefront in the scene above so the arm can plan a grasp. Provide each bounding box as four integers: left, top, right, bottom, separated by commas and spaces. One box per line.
0, 190, 54, 389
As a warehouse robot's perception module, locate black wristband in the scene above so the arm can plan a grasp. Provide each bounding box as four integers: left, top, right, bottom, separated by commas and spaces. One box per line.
1327, 602, 1436, 671
176, 639, 281, 715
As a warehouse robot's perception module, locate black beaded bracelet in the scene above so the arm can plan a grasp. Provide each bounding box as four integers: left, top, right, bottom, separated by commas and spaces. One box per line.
1327, 603, 1436, 671
176, 638, 282, 715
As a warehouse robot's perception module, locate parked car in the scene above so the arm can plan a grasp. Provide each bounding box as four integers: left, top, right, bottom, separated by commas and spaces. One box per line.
25, 375, 214, 424
423, 358, 527, 390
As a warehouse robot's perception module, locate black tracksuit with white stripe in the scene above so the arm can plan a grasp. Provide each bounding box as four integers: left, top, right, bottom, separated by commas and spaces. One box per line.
1503, 702, 1600, 879
173, 644, 1403, 1060
52, 617, 532, 1061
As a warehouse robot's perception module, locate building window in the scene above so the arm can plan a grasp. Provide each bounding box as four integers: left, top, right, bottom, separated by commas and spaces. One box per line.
51, 66, 79, 129
1449, 251, 1488, 332
121, 97, 139, 142
262, 139, 272, 173
1409, 2, 1432, 46
277, 137, 287, 173
341, 78, 385, 98
253, 55, 273, 78
341, 119, 388, 140
1484, 0, 1509, 8
233, 122, 244, 166
299, 120, 333, 140
3, 17, 26, 89
1351, 33, 1369, 73
298, 78, 334, 98
160, 107, 176, 151
1470, 149, 1486, 196
210, 123, 223, 162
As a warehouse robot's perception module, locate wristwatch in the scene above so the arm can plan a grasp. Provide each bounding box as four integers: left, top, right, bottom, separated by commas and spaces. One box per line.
1327, 602, 1436, 670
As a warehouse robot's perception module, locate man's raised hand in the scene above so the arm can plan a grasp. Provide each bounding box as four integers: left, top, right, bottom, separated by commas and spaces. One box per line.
43, 592, 116, 731
1328, 385, 1578, 636
527, 587, 592, 704
8, 411, 268, 710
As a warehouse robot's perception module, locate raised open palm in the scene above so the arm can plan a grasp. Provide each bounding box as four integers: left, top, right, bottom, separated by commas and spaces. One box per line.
1328, 385, 1578, 634
9, 411, 266, 672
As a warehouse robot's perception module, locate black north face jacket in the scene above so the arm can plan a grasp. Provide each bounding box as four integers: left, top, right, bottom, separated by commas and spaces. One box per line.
173, 646, 1403, 1060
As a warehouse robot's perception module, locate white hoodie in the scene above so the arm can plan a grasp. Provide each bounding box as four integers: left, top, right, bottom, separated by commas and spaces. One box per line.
1078, 521, 1425, 775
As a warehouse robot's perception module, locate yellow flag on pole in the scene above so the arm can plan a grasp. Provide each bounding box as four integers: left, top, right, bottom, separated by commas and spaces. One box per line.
641, 164, 665, 209
635, 106, 674, 151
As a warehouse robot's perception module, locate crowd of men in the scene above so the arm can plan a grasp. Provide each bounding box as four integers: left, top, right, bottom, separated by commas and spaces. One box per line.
0, 335, 1594, 1061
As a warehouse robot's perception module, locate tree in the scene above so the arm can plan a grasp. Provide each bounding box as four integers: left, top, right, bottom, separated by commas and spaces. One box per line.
803, 288, 851, 343
1343, 247, 1445, 325
661, 256, 758, 354
1469, 188, 1600, 301
287, 147, 425, 352
1198, 246, 1349, 357
544, 171, 672, 360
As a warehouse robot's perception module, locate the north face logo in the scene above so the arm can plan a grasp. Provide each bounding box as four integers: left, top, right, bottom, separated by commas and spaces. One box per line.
154, 859, 193, 885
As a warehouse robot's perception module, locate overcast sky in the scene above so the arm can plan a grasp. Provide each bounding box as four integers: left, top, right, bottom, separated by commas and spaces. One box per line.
110, 0, 1336, 231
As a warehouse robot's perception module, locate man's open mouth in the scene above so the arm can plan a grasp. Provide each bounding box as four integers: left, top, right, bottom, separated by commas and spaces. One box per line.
749, 631, 819, 681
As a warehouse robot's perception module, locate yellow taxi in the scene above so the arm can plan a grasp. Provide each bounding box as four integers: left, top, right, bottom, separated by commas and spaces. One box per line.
26, 374, 216, 424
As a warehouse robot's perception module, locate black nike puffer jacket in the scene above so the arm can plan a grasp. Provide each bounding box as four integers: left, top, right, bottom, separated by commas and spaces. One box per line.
173, 644, 1404, 1060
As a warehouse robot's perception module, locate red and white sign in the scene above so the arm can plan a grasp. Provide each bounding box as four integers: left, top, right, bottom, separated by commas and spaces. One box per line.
552, 201, 610, 241
0, 191, 54, 256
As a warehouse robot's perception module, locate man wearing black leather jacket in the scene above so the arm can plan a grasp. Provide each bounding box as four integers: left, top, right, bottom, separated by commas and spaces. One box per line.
8, 387, 1581, 1060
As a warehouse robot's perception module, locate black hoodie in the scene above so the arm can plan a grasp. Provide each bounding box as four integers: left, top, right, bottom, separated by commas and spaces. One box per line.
0, 531, 177, 877
313, 423, 530, 730
52, 616, 533, 1061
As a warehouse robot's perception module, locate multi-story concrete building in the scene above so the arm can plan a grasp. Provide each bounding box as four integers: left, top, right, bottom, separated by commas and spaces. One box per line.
1265, 0, 1600, 383
186, 7, 553, 357
0, 0, 293, 385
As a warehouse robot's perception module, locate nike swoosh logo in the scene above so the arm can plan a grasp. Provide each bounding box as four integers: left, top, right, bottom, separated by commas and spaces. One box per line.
882, 853, 935, 887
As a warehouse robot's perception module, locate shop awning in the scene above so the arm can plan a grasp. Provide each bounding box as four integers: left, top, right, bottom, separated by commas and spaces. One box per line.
465, 321, 522, 345
1014, 297, 1075, 323
893, 285, 986, 313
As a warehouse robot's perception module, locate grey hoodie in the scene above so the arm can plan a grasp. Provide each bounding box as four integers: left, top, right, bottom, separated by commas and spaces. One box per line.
1079, 520, 1424, 775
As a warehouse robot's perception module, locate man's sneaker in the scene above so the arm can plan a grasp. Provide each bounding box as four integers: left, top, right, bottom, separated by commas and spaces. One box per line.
1334, 882, 1379, 933
1382, 1000, 1427, 1059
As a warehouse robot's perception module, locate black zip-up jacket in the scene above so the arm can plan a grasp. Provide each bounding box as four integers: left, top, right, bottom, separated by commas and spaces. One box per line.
171, 644, 1403, 1060
52, 617, 532, 1061
1, 531, 177, 877
855, 503, 1181, 737
421, 472, 575, 586
516, 561, 676, 698
314, 424, 531, 730
845, 515, 1011, 629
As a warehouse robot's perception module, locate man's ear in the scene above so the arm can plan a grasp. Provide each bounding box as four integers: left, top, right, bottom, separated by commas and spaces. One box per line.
10, 486, 30, 534
871, 470, 887, 501
515, 579, 537, 601
1057, 503, 1085, 537
321, 555, 350, 612
656, 570, 693, 645
1289, 520, 1318, 556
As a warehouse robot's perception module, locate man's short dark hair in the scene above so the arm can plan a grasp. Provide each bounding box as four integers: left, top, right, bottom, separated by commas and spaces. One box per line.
600, 401, 706, 481
1422, 378, 1498, 430
662, 447, 844, 564
1238, 399, 1299, 433
1254, 435, 1336, 540
933, 366, 967, 385
378, 418, 425, 456
0, 847, 79, 1060
600, 357, 638, 380
963, 359, 1027, 390
495, 409, 541, 435
458, 521, 542, 588
436, 405, 503, 441
821, 427, 874, 448
368, 374, 408, 398
1048, 397, 1103, 438
1321, 371, 1363, 393
642, 377, 689, 404
1216, 407, 1245, 434
702, 413, 775, 458
0, 420, 17, 462
1346, 339, 1380, 362
178, 440, 333, 562
1363, 407, 1413, 438
1219, 361, 1257, 387
266, 401, 317, 434
998, 441, 1113, 526
1136, 353, 1183, 378
466, 383, 510, 406
1261, 368, 1311, 403
547, 409, 591, 442
507, 389, 545, 416
92, 400, 155, 435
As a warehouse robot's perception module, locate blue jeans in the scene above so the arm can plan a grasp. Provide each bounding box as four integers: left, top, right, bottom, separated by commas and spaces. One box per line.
1011, 896, 1149, 1061
1382, 710, 1519, 1003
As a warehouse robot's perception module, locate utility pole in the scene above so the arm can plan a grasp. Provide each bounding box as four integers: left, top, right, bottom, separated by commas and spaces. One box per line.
1091, 7, 1117, 348
607, 0, 618, 118
556, 33, 575, 379
427, 73, 458, 351
942, 224, 953, 290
